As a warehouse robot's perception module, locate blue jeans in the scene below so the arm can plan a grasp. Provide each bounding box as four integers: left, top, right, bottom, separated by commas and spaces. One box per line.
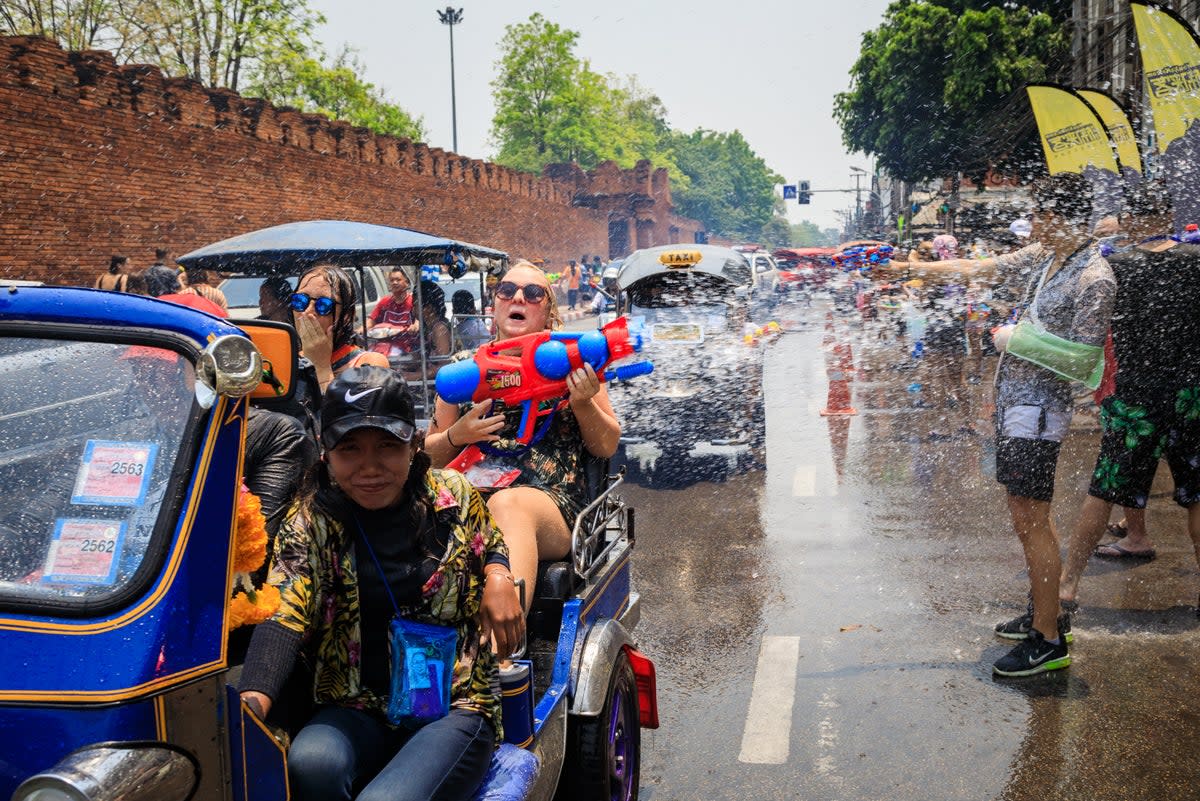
567, 289, 578, 309
288, 706, 494, 801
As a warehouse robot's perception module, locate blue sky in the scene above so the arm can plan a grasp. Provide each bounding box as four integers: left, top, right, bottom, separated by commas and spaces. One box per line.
308, 0, 891, 230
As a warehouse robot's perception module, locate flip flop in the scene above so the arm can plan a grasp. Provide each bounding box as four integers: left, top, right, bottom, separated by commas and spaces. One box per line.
1093, 542, 1156, 560
1106, 520, 1128, 538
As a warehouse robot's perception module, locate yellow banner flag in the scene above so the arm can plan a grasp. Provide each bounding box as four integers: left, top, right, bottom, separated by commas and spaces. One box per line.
1131, 2, 1200, 153
1026, 84, 1119, 176
1078, 89, 1142, 177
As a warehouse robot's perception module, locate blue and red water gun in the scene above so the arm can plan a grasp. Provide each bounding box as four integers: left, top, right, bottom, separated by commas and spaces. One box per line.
435, 317, 653, 443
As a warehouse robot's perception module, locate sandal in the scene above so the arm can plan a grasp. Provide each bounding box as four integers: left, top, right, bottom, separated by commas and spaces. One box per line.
1105, 520, 1128, 539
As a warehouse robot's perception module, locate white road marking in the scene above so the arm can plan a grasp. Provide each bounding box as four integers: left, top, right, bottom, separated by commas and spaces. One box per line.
738, 636, 802, 764
792, 465, 817, 497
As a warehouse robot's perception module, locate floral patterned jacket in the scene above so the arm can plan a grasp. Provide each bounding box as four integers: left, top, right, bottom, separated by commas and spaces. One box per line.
262, 469, 507, 738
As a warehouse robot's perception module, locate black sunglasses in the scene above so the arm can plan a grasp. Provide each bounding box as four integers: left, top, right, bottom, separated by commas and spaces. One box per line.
289, 292, 337, 316
495, 281, 548, 303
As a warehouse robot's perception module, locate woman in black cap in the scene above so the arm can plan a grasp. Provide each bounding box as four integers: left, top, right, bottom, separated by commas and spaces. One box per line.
239, 366, 522, 801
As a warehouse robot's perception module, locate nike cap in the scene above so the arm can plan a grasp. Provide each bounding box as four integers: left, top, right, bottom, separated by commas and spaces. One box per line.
321, 366, 416, 449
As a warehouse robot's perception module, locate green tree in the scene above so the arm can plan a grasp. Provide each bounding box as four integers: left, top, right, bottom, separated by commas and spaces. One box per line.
491, 12, 582, 170
833, 1, 1067, 182
791, 220, 839, 247
669, 129, 783, 241
248, 46, 425, 140
491, 14, 681, 175
0, 0, 424, 138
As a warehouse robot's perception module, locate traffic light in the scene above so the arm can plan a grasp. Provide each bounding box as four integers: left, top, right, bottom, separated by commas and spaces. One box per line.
798, 180, 811, 205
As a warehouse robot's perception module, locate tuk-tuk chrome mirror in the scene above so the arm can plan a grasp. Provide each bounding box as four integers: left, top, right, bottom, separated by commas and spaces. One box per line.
12, 744, 198, 801
196, 335, 262, 402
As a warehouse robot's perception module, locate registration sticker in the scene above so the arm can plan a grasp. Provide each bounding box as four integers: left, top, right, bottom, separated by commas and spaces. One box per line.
71, 440, 158, 506
42, 519, 126, 585
651, 323, 704, 344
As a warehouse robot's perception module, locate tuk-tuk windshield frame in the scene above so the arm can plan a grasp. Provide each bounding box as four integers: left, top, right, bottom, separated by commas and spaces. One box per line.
0, 324, 206, 617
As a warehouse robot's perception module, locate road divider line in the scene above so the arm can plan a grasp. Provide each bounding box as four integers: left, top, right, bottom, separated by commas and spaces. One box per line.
792, 465, 817, 497
738, 635, 801, 764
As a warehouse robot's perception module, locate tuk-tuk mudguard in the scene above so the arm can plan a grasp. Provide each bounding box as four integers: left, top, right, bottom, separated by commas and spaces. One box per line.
0, 288, 250, 798
569, 616, 638, 718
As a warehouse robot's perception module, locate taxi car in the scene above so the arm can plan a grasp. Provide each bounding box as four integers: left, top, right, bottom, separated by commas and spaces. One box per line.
607, 245, 767, 485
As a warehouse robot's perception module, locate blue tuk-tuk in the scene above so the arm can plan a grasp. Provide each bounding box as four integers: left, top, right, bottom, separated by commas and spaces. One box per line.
0, 225, 655, 801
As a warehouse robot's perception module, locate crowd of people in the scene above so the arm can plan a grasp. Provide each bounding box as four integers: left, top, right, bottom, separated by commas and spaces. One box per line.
868, 175, 1200, 678
82, 250, 617, 801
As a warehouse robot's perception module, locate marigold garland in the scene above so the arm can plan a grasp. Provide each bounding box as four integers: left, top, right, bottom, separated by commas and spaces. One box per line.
229, 584, 282, 629
232, 486, 269, 574
228, 484, 280, 630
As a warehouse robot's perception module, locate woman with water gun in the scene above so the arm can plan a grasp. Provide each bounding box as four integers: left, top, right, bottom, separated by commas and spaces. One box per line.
424, 260, 622, 623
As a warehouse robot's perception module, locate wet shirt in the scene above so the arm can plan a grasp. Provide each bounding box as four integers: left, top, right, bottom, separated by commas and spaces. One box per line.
1105, 243, 1200, 407
992, 242, 1116, 412
243, 469, 508, 739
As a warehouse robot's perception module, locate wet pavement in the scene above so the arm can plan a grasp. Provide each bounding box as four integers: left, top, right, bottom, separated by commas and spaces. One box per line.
609, 296, 1200, 801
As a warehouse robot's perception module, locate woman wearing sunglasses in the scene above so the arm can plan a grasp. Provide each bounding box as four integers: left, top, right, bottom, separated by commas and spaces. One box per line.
425, 261, 621, 624
292, 264, 388, 392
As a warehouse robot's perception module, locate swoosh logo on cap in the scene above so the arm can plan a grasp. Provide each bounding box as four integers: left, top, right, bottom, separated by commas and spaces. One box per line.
345, 387, 382, 403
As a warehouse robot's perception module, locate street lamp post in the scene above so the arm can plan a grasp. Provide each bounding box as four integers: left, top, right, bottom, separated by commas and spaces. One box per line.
437, 6, 463, 152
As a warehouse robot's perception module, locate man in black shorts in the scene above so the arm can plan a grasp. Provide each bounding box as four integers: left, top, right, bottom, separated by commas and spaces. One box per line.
1059, 195, 1200, 612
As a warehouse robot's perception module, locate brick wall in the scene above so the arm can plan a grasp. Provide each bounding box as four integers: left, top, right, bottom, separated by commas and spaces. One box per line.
0, 36, 704, 285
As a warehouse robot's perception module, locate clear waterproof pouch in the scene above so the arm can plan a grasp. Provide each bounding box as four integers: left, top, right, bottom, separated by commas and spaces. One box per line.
386, 616, 457, 728
353, 516, 458, 729
1006, 320, 1105, 389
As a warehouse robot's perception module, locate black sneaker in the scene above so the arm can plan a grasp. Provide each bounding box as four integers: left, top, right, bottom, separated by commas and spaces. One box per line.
993, 629, 1070, 677
994, 603, 1074, 643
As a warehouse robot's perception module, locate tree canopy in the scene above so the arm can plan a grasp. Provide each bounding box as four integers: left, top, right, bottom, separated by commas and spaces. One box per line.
491, 13, 782, 241
833, 0, 1067, 183
0, 0, 424, 139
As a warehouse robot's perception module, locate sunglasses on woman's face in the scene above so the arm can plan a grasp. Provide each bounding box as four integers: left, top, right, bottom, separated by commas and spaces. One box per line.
289, 292, 337, 316
495, 281, 548, 303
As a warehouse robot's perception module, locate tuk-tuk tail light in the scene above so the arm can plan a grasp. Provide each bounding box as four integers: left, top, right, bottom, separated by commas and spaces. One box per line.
623, 645, 659, 729
12, 743, 199, 801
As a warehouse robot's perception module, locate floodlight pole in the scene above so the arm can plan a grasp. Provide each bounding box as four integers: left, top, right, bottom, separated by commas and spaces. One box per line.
437, 7, 464, 152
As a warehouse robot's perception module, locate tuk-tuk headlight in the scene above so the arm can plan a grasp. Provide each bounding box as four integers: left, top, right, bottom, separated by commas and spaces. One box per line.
197, 334, 262, 401
12, 743, 198, 801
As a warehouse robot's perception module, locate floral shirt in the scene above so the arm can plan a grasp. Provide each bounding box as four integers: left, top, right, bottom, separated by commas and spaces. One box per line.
259, 469, 507, 739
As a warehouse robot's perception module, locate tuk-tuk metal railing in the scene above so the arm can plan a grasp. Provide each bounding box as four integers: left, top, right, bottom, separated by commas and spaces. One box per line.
570, 468, 629, 579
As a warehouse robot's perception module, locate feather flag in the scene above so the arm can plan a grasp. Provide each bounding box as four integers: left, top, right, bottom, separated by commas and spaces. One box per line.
1130, 1, 1200, 232
1077, 88, 1143, 186
1026, 83, 1123, 228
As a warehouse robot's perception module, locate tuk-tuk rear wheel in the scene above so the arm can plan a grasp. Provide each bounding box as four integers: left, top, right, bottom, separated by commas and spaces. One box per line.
563, 652, 640, 801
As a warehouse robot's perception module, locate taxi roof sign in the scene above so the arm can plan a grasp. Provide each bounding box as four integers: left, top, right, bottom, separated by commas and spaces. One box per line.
658, 249, 703, 268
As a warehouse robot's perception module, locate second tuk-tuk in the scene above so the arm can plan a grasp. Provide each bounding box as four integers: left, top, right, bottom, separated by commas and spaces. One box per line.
607, 244, 767, 486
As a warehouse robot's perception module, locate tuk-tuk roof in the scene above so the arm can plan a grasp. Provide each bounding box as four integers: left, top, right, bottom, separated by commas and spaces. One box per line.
773, 247, 836, 259
178, 220, 509, 274
0, 286, 242, 347
615, 244, 751, 289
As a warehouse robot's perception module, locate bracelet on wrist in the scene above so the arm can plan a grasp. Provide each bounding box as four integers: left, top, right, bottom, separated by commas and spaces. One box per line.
484, 571, 514, 584
445, 428, 460, 448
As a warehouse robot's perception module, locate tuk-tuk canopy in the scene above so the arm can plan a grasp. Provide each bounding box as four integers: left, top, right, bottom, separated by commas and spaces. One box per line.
616, 244, 751, 290
178, 220, 509, 274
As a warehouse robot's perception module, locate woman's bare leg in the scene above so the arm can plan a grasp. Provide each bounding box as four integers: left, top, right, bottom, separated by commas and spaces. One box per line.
487, 487, 571, 613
